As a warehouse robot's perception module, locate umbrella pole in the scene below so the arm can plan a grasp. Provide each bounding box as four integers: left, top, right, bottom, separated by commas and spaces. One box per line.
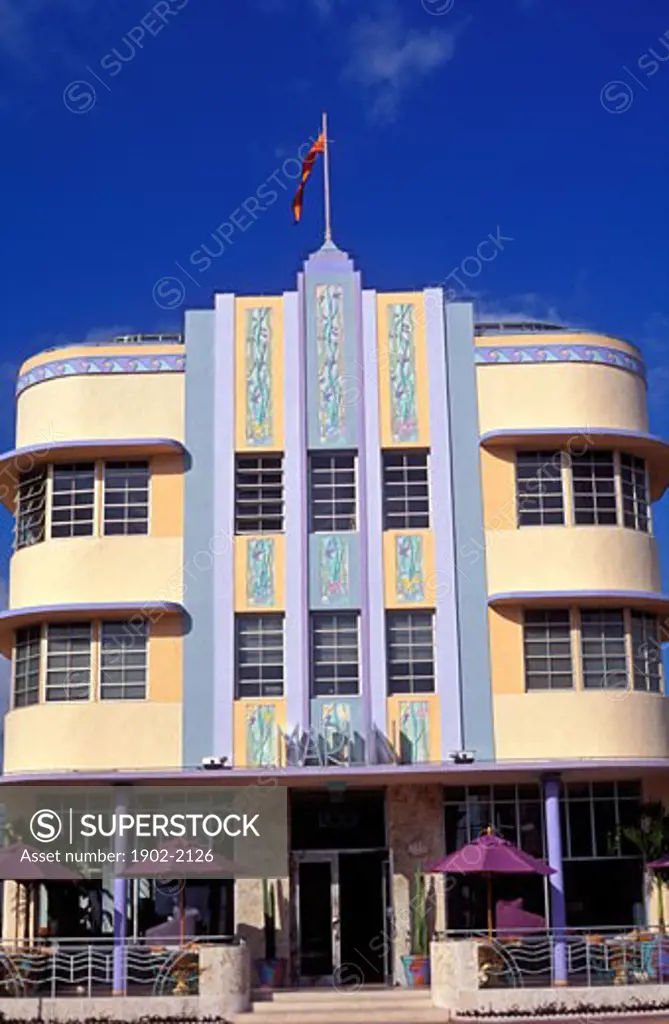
487, 875, 493, 941
180, 886, 185, 945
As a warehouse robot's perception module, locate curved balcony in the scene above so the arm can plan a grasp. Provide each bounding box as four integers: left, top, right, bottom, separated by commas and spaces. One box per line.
486, 528, 661, 596
494, 690, 669, 760
3, 701, 182, 773
16, 343, 185, 450
9, 536, 184, 611
476, 333, 648, 436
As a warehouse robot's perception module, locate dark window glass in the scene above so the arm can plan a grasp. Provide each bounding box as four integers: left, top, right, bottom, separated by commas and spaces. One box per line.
51, 464, 95, 538
235, 614, 284, 698
13, 627, 41, 707
571, 451, 617, 526
621, 453, 650, 532
580, 609, 628, 690
382, 451, 429, 529
516, 451, 565, 526
235, 455, 284, 534
311, 612, 359, 696
308, 452, 357, 532
631, 611, 662, 693
386, 610, 435, 694
46, 623, 91, 701
103, 462, 149, 536
15, 469, 46, 550
100, 621, 148, 699
523, 610, 573, 690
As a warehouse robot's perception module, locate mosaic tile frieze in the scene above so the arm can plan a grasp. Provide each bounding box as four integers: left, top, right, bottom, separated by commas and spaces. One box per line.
475, 344, 645, 379
319, 534, 349, 605
245, 307, 273, 446
388, 303, 419, 443
247, 537, 275, 607
396, 534, 425, 603
398, 701, 430, 763
316, 284, 345, 444
321, 702, 352, 762
246, 705, 278, 767
17, 354, 185, 395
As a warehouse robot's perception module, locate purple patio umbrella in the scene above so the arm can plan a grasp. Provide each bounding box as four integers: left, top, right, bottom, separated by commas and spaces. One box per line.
648, 856, 669, 869
119, 839, 239, 943
428, 829, 555, 939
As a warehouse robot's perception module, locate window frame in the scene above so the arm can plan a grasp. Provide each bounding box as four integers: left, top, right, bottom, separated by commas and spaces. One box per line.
103, 462, 150, 537
382, 450, 430, 531
99, 620, 149, 700
579, 608, 629, 691
515, 451, 566, 527
14, 468, 47, 551
620, 453, 651, 534
13, 626, 42, 708
386, 609, 436, 695
630, 610, 662, 693
570, 450, 618, 527
50, 462, 96, 539
308, 451, 357, 533
234, 454, 285, 535
523, 609, 574, 691
45, 622, 92, 702
235, 613, 285, 699
310, 611, 361, 697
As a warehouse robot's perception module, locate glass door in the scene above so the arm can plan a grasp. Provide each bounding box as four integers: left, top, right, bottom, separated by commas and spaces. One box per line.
296, 853, 339, 982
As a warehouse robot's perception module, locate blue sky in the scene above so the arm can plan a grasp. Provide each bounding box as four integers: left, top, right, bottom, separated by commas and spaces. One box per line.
0, 0, 667, 704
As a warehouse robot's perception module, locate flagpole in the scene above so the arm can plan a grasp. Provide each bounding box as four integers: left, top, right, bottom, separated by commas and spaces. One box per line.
322, 111, 332, 244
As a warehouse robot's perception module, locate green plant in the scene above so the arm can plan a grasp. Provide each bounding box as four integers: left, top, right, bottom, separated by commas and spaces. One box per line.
410, 868, 428, 956
617, 800, 669, 931
262, 879, 277, 961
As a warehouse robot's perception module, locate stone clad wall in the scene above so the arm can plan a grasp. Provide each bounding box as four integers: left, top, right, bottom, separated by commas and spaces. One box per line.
387, 784, 446, 983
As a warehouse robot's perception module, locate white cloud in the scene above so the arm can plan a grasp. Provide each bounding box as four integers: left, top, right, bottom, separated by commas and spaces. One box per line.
343, 11, 455, 122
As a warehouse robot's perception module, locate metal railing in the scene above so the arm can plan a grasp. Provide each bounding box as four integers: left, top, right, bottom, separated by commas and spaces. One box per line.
442, 927, 669, 989
0, 935, 234, 998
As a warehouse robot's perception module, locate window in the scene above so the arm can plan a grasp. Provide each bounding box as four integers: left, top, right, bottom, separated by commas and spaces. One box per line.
13, 627, 41, 707
104, 462, 149, 535
45, 623, 91, 701
386, 610, 435, 694
15, 468, 46, 550
100, 621, 148, 699
562, 780, 641, 860
444, 784, 545, 857
621, 454, 650, 533
631, 611, 662, 693
382, 451, 429, 530
311, 612, 360, 696
571, 451, 617, 525
523, 610, 573, 690
580, 609, 627, 690
235, 455, 284, 534
51, 463, 95, 538
309, 453, 356, 532
515, 452, 564, 526
235, 614, 284, 698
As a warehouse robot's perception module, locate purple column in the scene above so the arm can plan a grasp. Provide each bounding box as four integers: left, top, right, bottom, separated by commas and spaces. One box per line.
544, 775, 567, 985
113, 789, 128, 995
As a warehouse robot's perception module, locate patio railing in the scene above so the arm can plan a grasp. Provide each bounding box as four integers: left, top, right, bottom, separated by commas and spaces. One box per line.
0, 935, 236, 998
441, 927, 669, 989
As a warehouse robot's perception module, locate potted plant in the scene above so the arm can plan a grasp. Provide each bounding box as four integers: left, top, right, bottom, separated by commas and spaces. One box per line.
616, 801, 669, 932
402, 867, 431, 987
255, 879, 286, 988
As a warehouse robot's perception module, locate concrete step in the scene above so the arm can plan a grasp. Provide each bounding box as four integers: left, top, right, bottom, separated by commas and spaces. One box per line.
234, 988, 447, 1024
234, 1009, 448, 1024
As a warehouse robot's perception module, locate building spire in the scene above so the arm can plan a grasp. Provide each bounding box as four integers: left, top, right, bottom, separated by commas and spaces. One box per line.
322, 111, 333, 246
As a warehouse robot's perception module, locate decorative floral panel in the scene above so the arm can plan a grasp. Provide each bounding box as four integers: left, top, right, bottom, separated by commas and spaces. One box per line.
245, 307, 273, 446
321, 702, 352, 762
246, 705, 278, 767
396, 534, 425, 603
247, 538, 275, 607
399, 701, 430, 763
388, 303, 418, 443
319, 534, 349, 605
316, 284, 345, 443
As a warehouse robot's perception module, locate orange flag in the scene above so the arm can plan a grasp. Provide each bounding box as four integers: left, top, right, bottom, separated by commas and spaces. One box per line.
292, 133, 326, 224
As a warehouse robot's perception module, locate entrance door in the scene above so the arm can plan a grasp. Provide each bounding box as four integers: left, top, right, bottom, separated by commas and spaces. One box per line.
339, 852, 386, 985
297, 854, 339, 980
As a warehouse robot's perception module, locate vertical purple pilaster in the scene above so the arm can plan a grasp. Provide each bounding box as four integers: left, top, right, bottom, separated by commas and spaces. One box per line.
284, 289, 309, 736
112, 788, 128, 995
544, 775, 567, 985
361, 290, 387, 752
